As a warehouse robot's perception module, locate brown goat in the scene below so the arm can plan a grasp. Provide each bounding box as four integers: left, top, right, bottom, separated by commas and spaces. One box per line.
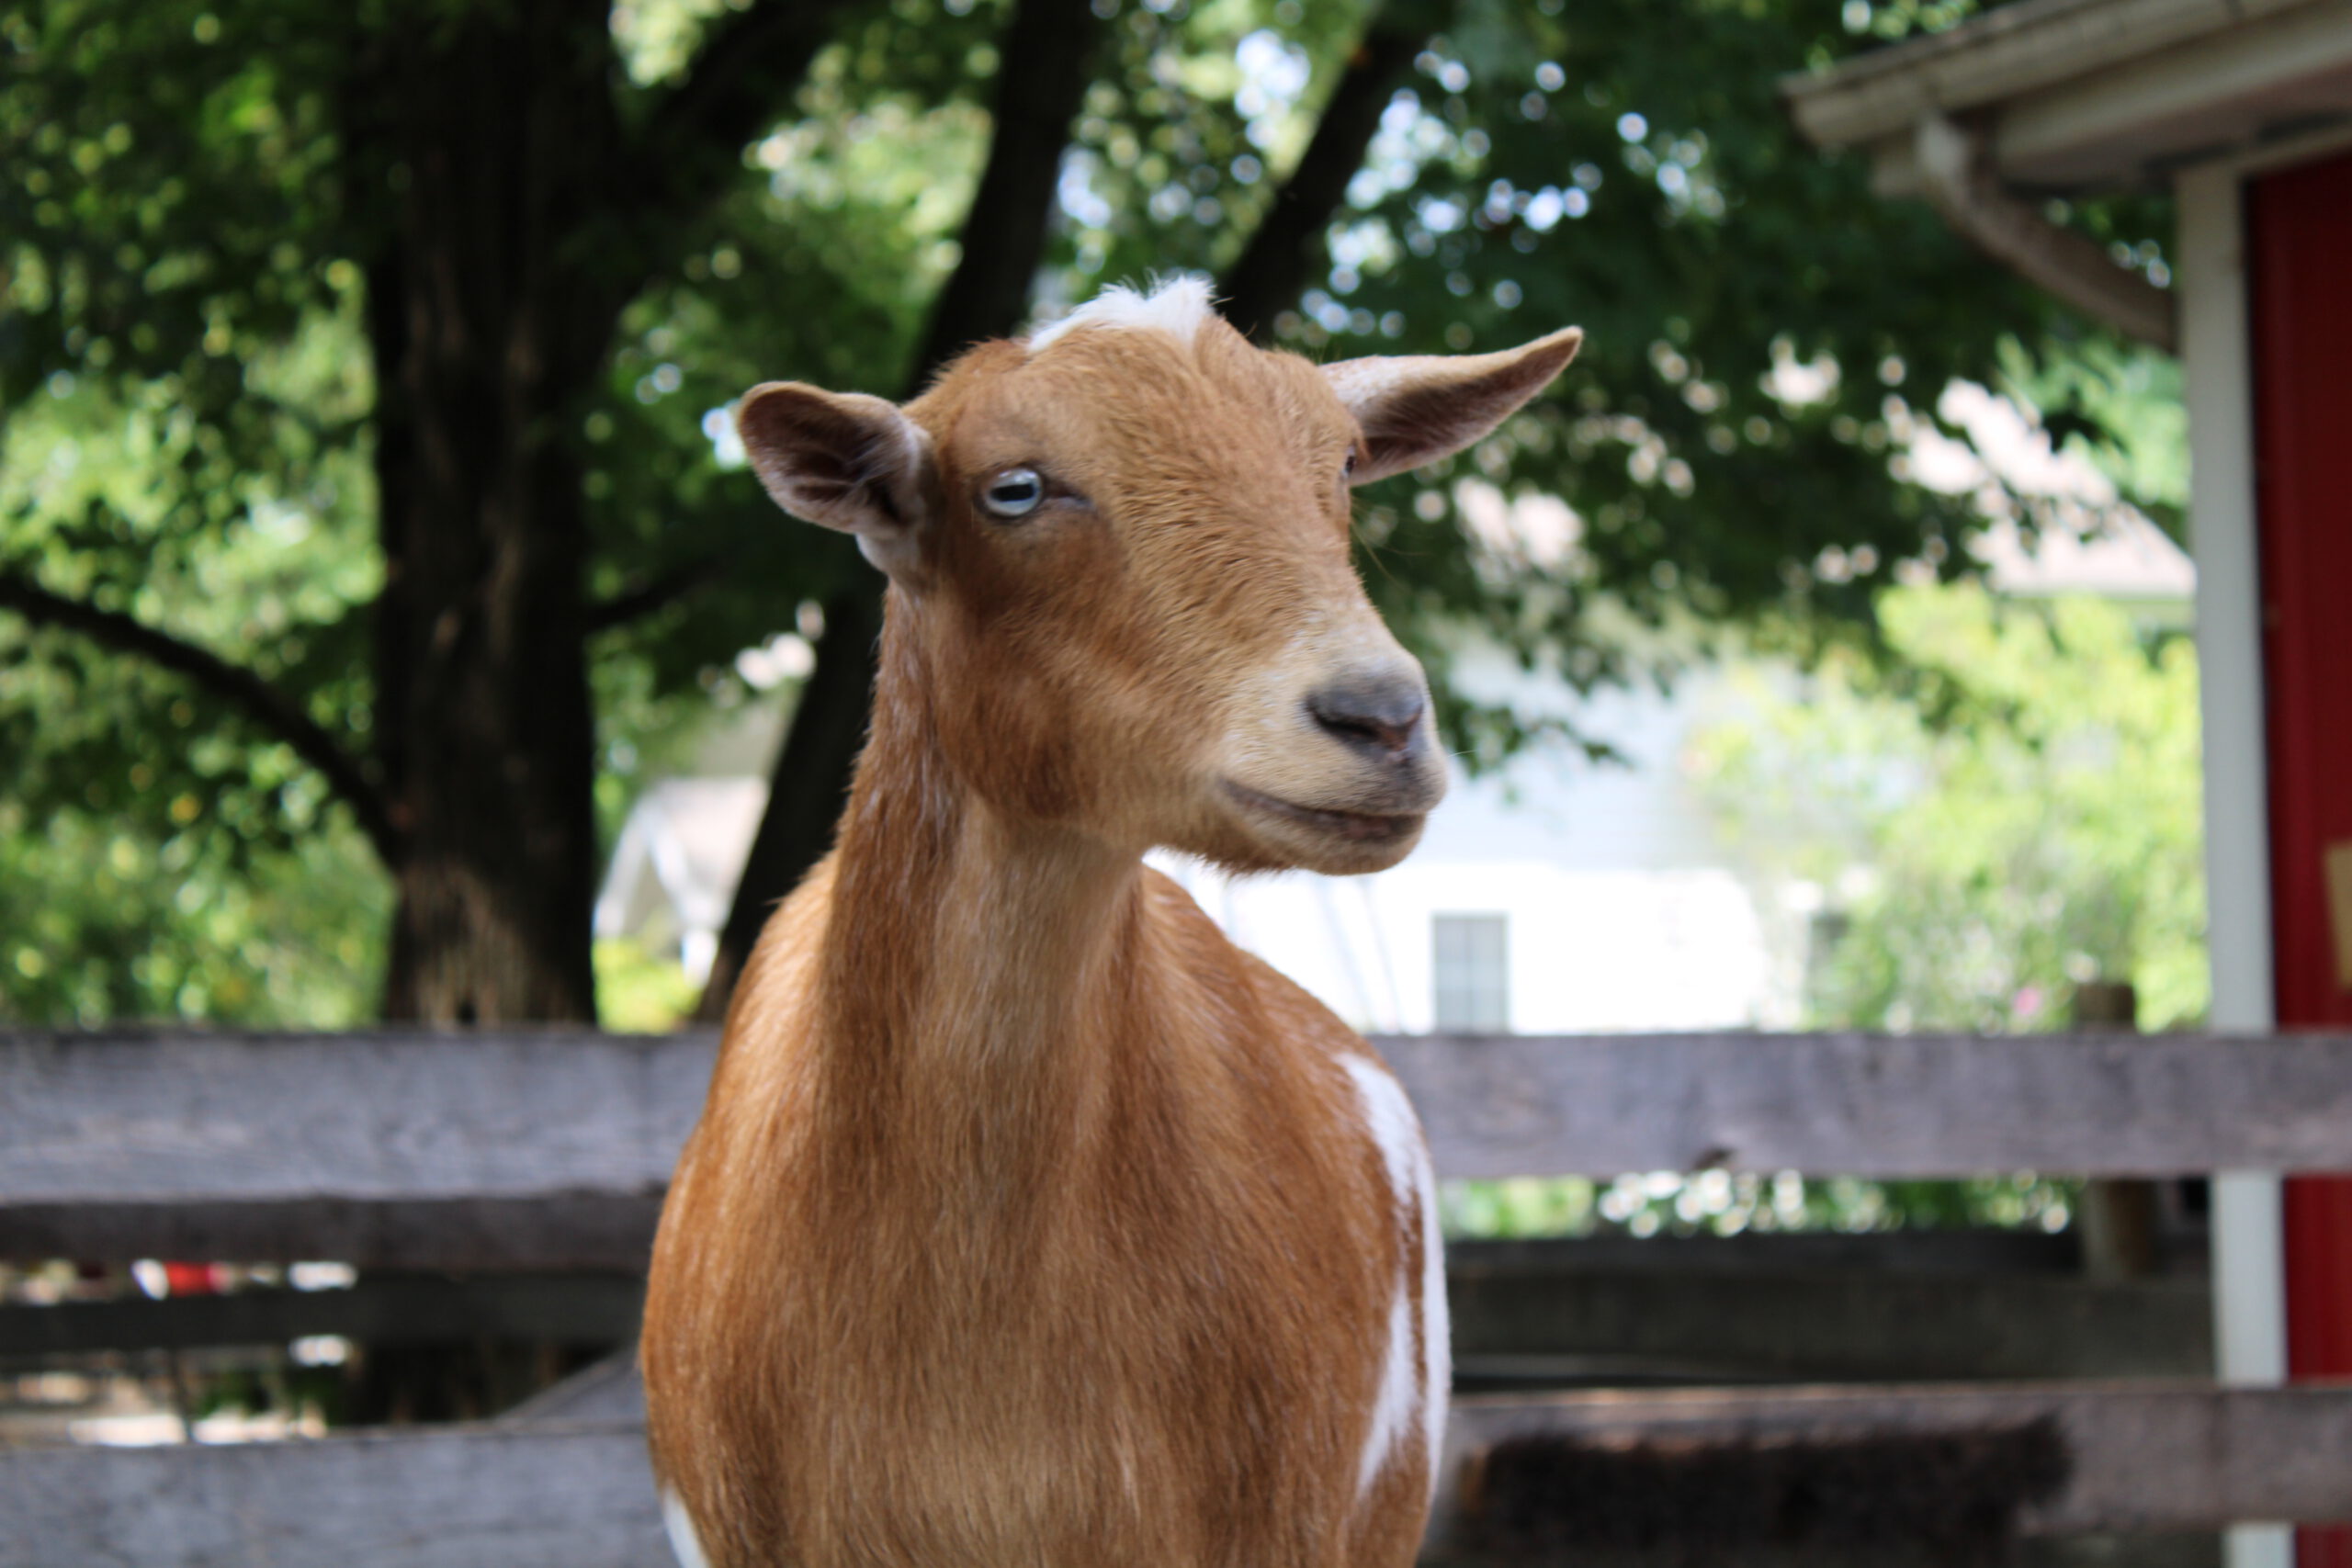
641, 278, 1581, 1568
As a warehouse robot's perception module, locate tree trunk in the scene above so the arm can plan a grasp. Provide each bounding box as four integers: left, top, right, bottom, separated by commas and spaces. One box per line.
2073, 980, 2162, 1280
358, 0, 618, 1025
1216, 18, 1425, 340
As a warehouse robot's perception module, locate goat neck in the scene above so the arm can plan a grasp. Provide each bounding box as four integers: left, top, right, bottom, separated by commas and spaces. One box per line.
809, 596, 1148, 1212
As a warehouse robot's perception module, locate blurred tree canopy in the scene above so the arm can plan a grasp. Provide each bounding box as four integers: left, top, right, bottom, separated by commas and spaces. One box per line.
1690, 581, 2208, 1032
0, 0, 2169, 1025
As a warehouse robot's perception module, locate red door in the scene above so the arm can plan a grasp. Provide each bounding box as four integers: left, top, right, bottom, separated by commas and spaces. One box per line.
2247, 149, 2352, 1568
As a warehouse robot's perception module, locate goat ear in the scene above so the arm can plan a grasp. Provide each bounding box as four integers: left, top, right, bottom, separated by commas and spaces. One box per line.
1324, 327, 1583, 486
735, 383, 933, 548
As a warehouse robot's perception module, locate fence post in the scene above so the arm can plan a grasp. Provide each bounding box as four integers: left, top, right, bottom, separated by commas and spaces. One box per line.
2074, 980, 2159, 1280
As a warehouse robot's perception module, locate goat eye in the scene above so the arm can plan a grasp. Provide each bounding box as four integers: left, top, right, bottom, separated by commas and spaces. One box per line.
1341, 451, 1357, 482
981, 468, 1045, 519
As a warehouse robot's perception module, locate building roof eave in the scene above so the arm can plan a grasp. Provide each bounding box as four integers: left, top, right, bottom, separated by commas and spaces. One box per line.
1912, 115, 2177, 350
1784, 0, 2352, 195
1783, 0, 2250, 151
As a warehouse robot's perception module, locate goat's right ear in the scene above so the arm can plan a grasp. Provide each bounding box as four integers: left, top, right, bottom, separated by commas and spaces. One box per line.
1324, 328, 1583, 485
735, 383, 933, 551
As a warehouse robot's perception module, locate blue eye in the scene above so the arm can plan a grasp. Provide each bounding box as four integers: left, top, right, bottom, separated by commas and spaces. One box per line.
982, 468, 1045, 519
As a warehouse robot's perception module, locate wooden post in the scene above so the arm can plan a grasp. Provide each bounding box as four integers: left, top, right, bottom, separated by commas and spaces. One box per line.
2075, 980, 2161, 1280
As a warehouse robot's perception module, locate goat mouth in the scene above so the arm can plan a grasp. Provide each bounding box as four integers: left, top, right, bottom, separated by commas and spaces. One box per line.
1221, 781, 1425, 845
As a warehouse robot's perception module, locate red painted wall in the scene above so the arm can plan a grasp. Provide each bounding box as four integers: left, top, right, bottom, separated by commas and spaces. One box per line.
2246, 149, 2352, 1568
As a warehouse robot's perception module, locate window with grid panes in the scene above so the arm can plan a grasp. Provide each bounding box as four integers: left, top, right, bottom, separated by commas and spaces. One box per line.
1431, 913, 1509, 1032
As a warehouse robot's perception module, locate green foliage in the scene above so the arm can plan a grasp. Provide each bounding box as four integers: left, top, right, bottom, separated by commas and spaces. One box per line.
0, 798, 385, 1025
1442, 1168, 2074, 1241
1, 0, 385, 1022
0, 304, 387, 1024
2000, 339, 2188, 541
1691, 582, 2207, 1032
594, 936, 700, 1034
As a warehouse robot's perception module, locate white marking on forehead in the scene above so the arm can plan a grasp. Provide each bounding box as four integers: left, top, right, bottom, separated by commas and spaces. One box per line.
1344, 1053, 1448, 1499
662, 1489, 714, 1568
1026, 275, 1217, 353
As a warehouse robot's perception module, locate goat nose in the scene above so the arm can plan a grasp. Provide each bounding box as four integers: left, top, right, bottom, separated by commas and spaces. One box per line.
1307, 674, 1428, 760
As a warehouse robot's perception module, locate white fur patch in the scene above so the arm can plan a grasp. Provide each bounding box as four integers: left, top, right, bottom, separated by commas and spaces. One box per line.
662, 1488, 714, 1568
1026, 275, 1217, 353
1342, 1055, 1447, 1498
1346, 1055, 1419, 1207
1410, 1097, 1450, 1496
1359, 1280, 1419, 1496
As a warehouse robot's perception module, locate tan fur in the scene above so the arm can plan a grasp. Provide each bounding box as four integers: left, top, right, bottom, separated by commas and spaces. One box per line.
642, 298, 1577, 1568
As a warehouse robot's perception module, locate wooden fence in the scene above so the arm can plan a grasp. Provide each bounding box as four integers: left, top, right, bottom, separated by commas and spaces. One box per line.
7, 1026, 2352, 1563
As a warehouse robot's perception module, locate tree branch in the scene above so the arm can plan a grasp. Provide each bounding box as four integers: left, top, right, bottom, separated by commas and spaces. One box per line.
631, 0, 865, 226
0, 573, 400, 867
584, 558, 727, 636
901, 0, 1111, 392
1216, 14, 1429, 340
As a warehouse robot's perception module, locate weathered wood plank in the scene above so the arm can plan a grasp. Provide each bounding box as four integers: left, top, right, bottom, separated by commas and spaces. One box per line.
0, 1419, 668, 1568
0, 1028, 707, 1201
1, 1247, 2200, 1386
498, 1347, 646, 1425
0, 1194, 671, 1272
5, 1383, 2349, 1566
1381, 1030, 2352, 1179
0, 1272, 644, 1358
8, 1028, 2352, 1265
0, 1029, 707, 1267
1431, 1382, 2352, 1540
1448, 1260, 2211, 1384
1448, 1228, 2086, 1276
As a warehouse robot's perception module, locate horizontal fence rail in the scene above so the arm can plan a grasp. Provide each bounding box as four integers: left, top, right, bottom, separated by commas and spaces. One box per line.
1379, 1029, 2352, 1178
0, 1247, 2212, 1384
9, 1382, 2352, 1566
9, 1027, 2352, 1266
1435, 1382, 2352, 1540
0, 1418, 668, 1568
0, 1271, 647, 1359
2, 1029, 700, 1268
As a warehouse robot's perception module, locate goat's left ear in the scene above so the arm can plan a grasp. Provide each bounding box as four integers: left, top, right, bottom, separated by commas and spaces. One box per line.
735, 381, 934, 577
1324, 327, 1583, 486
